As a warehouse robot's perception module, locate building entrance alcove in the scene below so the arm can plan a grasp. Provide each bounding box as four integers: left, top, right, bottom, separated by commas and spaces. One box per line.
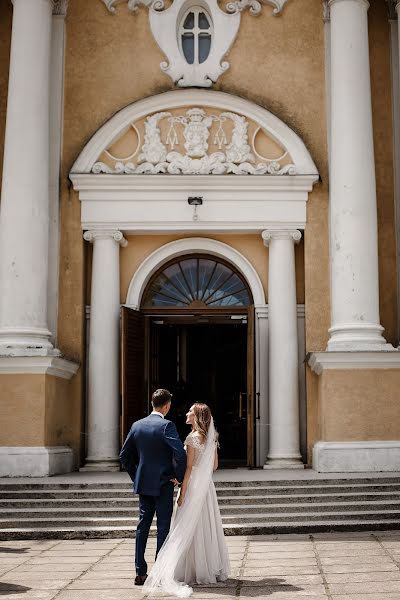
70, 89, 319, 471
121, 254, 255, 467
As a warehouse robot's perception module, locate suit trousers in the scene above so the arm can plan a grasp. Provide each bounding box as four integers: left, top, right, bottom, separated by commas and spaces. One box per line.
135, 482, 174, 575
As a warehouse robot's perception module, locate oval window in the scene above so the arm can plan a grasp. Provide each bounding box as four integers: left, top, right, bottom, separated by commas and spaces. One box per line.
179, 7, 212, 66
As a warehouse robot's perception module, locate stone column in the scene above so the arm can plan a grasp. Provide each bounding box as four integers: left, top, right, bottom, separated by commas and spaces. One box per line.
82, 230, 127, 472
262, 230, 303, 469
328, 0, 390, 350
0, 0, 55, 355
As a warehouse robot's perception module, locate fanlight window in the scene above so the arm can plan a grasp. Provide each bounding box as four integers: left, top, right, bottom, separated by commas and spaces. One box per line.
143, 257, 251, 308
179, 7, 212, 65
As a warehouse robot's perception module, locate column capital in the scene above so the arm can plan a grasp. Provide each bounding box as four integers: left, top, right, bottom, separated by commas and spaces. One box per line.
262, 229, 302, 247
328, 0, 369, 8
52, 0, 68, 16
84, 230, 128, 247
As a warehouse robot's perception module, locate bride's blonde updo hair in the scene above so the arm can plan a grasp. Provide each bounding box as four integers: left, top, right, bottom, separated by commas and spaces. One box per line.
192, 403, 219, 443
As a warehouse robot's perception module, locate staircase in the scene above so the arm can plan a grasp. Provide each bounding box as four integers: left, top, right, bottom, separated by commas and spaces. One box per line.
1, 477, 400, 539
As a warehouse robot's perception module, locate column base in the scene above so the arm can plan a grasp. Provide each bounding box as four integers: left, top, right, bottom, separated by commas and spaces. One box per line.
0, 446, 74, 477
0, 327, 59, 357
80, 458, 120, 472
327, 322, 394, 352
313, 441, 400, 473
264, 458, 305, 470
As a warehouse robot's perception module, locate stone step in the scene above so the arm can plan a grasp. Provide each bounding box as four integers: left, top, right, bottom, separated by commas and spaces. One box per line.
1, 508, 400, 529
2, 499, 400, 518
2, 477, 400, 539
1, 518, 400, 540
2, 485, 400, 500
1, 479, 400, 491
2, 491, 400, 508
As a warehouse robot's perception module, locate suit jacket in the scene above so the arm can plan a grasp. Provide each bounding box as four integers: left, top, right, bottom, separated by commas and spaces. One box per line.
119, 413, 187, 496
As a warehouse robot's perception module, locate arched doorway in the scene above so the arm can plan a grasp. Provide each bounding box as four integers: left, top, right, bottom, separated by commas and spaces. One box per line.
70, 89, 318, 471
122, 253, 255, 467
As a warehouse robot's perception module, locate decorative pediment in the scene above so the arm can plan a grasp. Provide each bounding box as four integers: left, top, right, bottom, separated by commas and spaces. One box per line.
100, 0, 289, 87
72, 91, 318, 176
92, 105, 296, 175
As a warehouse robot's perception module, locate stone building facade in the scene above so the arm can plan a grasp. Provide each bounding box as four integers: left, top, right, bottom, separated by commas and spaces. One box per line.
0, 0, 400, 476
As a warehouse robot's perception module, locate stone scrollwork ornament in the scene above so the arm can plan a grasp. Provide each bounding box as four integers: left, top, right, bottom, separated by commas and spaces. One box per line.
92, 107, 297, 175
101, 0, 288, 87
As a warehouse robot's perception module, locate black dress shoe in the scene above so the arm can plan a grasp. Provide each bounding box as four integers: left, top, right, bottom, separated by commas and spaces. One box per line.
135, 575, 148, 586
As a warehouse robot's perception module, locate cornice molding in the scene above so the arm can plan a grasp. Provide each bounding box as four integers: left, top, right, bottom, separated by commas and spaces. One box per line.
0, 356, 79, 379
308, 350, 400, 375
52, 0, 68, 16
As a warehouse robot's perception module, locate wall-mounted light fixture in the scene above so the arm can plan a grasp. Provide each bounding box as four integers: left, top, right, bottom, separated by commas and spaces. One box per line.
188, 196, 203, 221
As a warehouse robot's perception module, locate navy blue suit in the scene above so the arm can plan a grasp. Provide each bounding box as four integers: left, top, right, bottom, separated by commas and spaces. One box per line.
120, 413, 187, 576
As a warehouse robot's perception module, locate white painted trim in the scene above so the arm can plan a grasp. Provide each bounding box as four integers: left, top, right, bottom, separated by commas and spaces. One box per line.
71, 90, 318, 176
0, 446, 74, 477
71, 173, 318, 234
313, 440, 400, 473
0, 356, 80, 379
125, 237, 266, 307
308, 350, 400, 375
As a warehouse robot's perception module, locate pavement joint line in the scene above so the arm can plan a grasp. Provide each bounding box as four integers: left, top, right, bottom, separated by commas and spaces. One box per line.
373, 533, 400, 572
310, 534, 333, 600
236, 536, 249, 596
49, 538, 124, 599
0, 539, 62, 578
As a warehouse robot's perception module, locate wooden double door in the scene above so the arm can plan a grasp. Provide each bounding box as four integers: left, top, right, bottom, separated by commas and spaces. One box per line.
121, 308, 255, 466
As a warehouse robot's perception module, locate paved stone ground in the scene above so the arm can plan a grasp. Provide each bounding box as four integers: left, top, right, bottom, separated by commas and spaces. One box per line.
1, 531, 400, 600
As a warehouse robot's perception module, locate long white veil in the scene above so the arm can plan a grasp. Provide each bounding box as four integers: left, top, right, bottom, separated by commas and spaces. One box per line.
142, 418, 217, 598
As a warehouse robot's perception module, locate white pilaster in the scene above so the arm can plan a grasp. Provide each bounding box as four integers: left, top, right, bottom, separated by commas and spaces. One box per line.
0, 0, 55, 355
48, 1, 68, 345
262, 230, 303, 469
327, 0, 391, 351
255, 305, 269, 466
82, 230, 127, 471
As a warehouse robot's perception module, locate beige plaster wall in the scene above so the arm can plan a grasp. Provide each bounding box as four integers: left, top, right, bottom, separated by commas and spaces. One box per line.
0, 1, 12, 193
0, 373, 80, 465
60, 0, 327, 463
48, 0, 398, 462
318, 369, 400, 442
118, 233, 305, 305
0, 374, 46, 446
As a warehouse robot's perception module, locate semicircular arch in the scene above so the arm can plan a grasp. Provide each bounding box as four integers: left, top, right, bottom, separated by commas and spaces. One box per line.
126, 238, 266, 309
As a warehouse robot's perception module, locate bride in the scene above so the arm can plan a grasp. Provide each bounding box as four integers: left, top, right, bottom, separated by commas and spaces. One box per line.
142, 403, 230, 597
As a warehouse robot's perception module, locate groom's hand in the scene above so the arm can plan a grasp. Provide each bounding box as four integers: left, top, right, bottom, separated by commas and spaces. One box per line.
170, 478, 180, 486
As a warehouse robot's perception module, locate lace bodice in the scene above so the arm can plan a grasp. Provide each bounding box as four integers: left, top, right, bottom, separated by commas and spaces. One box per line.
184, 432, 205, 451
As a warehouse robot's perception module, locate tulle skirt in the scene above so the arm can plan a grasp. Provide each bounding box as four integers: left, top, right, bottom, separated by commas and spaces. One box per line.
174, 479, 230, 585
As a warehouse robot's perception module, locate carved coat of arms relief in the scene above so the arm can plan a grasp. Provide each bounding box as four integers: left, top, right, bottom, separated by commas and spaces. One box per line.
93, 107, 296, 175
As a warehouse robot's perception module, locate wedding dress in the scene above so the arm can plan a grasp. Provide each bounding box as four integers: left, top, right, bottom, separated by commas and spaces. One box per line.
142, 418, 230, 597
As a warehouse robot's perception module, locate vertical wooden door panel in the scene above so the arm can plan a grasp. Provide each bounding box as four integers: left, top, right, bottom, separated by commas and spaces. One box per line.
121, 306, 146, 444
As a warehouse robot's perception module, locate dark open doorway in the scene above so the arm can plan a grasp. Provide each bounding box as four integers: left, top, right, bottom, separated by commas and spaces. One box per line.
149, 319, 248, 466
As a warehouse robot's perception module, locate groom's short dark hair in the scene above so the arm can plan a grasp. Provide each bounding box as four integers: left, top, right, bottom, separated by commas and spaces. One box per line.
152, 388, 172, 409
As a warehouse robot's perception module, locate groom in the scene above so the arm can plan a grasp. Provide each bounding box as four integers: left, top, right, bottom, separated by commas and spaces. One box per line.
120, 388, 187, 585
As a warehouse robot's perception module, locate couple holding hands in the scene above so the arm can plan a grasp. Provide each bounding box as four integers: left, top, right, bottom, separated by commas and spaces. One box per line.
120, 388, 230, 598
